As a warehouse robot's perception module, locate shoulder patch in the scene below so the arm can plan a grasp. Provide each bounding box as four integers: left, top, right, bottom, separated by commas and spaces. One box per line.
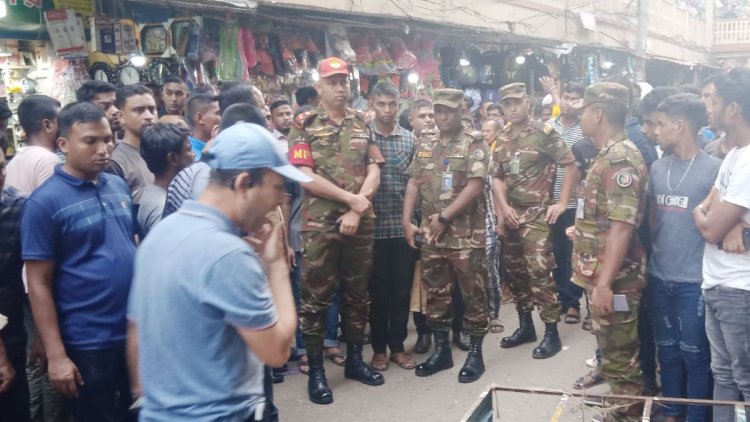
543, 124, 554, 135
615, 171, 633, 188
473, 149, 486, 161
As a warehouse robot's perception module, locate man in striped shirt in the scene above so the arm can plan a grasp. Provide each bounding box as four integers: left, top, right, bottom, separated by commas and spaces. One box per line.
547, 82, 585, 324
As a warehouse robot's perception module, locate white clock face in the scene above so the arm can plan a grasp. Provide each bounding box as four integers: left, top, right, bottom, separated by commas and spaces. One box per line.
120, 67, 140, 85
94, 69, 108, 82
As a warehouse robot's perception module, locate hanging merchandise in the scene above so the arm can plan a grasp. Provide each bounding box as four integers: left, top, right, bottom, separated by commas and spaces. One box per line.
325, 25, 356, 63
388, 39, 417, 71
239, 27, 258, 69
368, 40, 396, 75
255, 34, 276, 77
217, 19, 244, 80
409, 35, 441, 90
45, 9, 87, 57
50, 59, 88, 105
170, 18, 202, 59
198, 30, 218, 64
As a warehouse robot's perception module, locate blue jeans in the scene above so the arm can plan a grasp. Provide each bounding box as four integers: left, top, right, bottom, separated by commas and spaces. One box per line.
649, 277, 712, 420
66, 346, 131, 422
551, 208, 582, 311
705, 286, 750, 422
291, 251, 340, 355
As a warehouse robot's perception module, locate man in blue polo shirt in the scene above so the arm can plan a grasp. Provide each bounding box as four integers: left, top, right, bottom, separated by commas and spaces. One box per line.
21, 102, 135, 421
129, 122, 307, 421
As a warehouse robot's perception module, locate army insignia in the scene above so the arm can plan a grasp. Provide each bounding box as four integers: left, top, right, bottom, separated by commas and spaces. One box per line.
417, 151, 433, 158
543, 125, 554, 135
473, 149, 485, 161
421, 142, 435, 151
616, 171, 633, 188
329, 58, 342, 68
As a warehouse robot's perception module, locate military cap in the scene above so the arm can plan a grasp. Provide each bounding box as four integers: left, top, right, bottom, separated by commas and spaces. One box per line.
318, 57, 350, 78
499, 82, 527, 101
570, 82, 629, 109
433, 89, 464, 109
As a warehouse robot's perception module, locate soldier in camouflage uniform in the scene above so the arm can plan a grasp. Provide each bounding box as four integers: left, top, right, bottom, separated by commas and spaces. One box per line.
287, 57, 386, 405
570, 82, 648, 421
402, 89, 490, 383
491, 82, 577, 359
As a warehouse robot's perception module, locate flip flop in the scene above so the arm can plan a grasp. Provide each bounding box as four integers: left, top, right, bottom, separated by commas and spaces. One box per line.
324, 348, 347, 366
582, 316, 593, 331
565, 308, 581, 324
573, 369, 605, 390
489, 318, 505, 333
371, 353, 389, 371
389, 352, 416, 370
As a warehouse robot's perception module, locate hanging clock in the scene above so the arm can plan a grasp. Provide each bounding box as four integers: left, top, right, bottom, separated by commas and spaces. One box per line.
145, 58, 174, 85
89, 62, 118, 83
141, 24, 169, 56
118, 65, 142, 86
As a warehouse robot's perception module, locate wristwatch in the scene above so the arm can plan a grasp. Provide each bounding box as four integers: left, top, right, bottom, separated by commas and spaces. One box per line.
438, 214, 450, 225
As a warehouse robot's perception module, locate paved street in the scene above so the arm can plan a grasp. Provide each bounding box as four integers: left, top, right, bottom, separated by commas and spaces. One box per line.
275, 302, 618, 422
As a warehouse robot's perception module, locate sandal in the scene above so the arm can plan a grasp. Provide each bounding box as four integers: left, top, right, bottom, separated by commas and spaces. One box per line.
489, 318, 505, 333
565, 308, 581, 324
371, 353, 389, 371
324, 347, 347, 366
582, 315, 593, 331
298, 354, 310, 375
573, 369, 605, 390
389, 352, 416, 370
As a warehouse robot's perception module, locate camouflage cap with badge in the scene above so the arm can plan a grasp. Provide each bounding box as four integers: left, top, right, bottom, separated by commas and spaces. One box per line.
499, 82, 527, 102
433, 88, 464, 109
570, 82, 629, 110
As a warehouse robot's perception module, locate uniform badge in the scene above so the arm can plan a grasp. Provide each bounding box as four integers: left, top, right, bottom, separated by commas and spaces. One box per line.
615, 171, 633, 188
543, 125, 554, 135
417, 151, 433, 158
422, 142, 435, 151
473, 149, 485, 161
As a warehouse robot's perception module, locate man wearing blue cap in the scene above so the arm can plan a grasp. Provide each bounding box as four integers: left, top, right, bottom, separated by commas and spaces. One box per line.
128, 123, 310, 421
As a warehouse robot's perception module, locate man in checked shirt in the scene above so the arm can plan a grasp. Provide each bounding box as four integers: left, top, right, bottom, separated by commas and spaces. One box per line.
367, 82, 419, 371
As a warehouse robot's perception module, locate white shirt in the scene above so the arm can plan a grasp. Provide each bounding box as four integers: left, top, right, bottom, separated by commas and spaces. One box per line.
702, 145, 750, 291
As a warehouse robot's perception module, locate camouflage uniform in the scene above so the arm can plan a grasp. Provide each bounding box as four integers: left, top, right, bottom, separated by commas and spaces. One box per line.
407, 110, 490, 336
571, 83, 648, 421
288, 106, 385, 354
491, 117, 575, 324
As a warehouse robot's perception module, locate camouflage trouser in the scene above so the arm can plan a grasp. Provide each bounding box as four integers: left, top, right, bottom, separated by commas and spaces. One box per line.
299, 224, 373, 354
502, 215, 561, 323
421, 246, 489, 336
589, 291, 644, 421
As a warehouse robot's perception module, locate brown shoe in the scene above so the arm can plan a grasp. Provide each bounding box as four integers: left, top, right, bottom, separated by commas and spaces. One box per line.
389, 352, 417, 370
370, 352, 389, 371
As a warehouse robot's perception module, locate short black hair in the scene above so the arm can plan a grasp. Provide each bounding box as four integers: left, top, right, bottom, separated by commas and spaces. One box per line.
115, 84, 154, 109
219, 81, 257, 113
410, 99, 432, 115
679, 84, 701, 96
162, 75, 185, 86
370, 81, 399, 98
140, 122, 188, 176
399, 109, 412, 131
487, 103, 502, 114
294, 86, 318, 107
715, 68, 750, 123
463, 95, 475, 109
656, 93, 708, 134
57, 101, 107, 138
18, 95, 61, 136
701, 73, 721, 88
641, 86, 681, 116
562, 82, 585, 98
0, 98, 12, 120
76, 80, 118, 102
186, 94, 218, 127
590, 102, 627, 128
220, 103, 266, 131
269, 98, 291, 113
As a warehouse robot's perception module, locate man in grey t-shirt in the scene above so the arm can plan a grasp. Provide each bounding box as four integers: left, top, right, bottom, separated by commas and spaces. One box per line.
647, 94, 720, 420
137, 123, 194, 237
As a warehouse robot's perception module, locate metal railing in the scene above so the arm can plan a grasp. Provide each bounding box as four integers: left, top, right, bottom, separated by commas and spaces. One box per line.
714, 19, 750, 44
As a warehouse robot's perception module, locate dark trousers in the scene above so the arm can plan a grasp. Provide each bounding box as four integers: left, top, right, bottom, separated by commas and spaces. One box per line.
551, 208, 582, 311
66, 346, 131, 422
452, 287, 465, 334
369, 238, 417, 353
0, 347, 30, 422
413, 312, 431, 336
639, 282, 657, 383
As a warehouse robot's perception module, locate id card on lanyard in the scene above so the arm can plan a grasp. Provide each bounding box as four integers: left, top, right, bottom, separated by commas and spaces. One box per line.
441, 158, 453, 191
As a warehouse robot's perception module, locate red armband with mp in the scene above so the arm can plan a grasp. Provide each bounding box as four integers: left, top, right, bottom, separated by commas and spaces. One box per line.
289, 143, 314, 167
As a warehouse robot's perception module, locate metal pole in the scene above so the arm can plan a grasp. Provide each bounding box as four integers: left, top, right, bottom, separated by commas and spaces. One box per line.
636, 0, 648, 81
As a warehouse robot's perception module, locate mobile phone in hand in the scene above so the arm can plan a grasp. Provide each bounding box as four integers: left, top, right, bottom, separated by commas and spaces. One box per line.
613, 294, 629, 312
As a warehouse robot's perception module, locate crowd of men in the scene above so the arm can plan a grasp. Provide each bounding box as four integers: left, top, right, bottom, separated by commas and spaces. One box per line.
0, 54, 749, 422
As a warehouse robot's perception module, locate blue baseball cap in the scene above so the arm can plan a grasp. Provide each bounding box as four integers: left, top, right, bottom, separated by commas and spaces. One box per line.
205, 122, 312, 183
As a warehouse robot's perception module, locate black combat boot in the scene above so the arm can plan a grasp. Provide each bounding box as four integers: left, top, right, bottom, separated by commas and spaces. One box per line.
413, 334, 432, 354
453, 330, 470, 351
415, 331, 454, 377
500, 310, 537, 348
344, 343, 385, 386
307, 353, 333, 405
458, 336, 485, 383
532, 323, 562, 359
